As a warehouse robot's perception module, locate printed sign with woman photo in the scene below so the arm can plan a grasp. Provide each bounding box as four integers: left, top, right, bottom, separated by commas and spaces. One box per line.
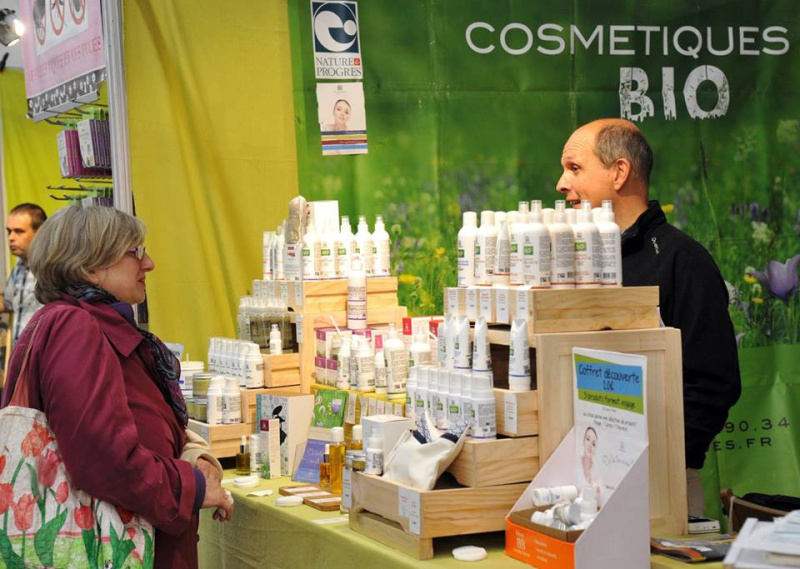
316, 82, 368, 156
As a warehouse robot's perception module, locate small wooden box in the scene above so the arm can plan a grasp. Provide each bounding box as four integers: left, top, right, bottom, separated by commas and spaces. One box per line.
186, 419, 251, 459
350, 472, 527, 560
263, 352, 301, 387
494, 388, 538, 437
447, 436, 539, 487
240, 386, 301, 427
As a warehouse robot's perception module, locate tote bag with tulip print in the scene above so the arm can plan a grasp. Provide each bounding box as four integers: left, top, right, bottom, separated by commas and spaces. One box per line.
0, 325, 155, 568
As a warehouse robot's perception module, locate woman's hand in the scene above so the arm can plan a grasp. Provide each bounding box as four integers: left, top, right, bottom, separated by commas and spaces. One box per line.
198, 458, 233, 522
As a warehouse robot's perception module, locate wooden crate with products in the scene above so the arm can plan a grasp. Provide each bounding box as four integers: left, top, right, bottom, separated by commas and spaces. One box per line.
186, 419, 250, 460
349, 472, 528, 560
263, 352, 300, 387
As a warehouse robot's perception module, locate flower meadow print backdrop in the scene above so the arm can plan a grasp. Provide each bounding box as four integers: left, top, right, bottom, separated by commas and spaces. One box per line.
288, 1, 800, 519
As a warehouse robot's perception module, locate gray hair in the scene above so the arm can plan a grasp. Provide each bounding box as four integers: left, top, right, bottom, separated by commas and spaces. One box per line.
29, 206, 146, 303
594, 124, 654, 185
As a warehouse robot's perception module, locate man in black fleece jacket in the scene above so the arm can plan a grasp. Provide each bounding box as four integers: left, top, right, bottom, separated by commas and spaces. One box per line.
556, 118, 741, 515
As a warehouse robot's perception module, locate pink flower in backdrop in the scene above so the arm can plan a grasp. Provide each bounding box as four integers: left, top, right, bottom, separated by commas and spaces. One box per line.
13, 494, 36, 531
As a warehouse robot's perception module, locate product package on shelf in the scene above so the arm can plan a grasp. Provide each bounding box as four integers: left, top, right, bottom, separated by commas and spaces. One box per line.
256, 391, 314, 476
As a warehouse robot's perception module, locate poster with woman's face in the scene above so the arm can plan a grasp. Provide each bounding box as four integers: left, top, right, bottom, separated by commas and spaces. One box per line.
316, 82, 368, 156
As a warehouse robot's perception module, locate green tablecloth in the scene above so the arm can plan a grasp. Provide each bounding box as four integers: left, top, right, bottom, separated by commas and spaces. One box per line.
198, 472, 724, 568
198, 473, 527, 568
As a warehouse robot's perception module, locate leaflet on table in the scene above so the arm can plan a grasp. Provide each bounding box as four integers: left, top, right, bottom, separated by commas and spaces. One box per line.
293, 439, 328, 484
572, 348, 648, 507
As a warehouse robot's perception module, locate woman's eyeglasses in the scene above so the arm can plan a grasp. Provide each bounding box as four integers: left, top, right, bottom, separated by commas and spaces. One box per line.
127, 245, 146, 260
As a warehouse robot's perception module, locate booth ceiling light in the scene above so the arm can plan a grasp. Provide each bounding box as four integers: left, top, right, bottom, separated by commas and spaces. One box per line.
0, 9, 24, 47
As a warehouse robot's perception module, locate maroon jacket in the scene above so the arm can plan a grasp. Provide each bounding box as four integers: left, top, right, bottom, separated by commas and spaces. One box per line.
2, 294, 199, 568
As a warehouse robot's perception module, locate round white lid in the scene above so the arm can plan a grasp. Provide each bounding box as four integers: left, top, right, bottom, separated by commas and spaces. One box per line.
452, 545, 488, 562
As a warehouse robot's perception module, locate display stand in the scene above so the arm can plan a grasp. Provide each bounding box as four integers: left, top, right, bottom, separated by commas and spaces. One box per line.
506, 428, 651, 568
275, 277, 407, 392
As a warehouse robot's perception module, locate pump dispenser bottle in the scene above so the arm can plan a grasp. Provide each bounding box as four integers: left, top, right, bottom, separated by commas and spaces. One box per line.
372, 215, 391, 277
493, 211, 511, 284
510, 202, 529, 285
355, 216, 374, 277
457, 211, 478, 287
597, 200, 622, 287
474, 211, 497, 285
269, 324, 282, 355
339, 215, 356, 276
302, 219, 320, 281
574, 201, 602, 288
549, 201, 575, 289
524, 200, 552, 288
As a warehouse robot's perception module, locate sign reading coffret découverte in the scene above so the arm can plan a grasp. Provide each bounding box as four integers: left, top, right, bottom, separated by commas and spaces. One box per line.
310, 1, 363, 79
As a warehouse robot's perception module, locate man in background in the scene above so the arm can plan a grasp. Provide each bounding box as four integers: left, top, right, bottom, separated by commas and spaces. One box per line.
4, 203, 47, 344
556, 118, 741, 516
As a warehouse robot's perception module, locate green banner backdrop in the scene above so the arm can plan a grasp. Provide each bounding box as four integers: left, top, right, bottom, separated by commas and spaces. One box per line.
288, 1, 800, 518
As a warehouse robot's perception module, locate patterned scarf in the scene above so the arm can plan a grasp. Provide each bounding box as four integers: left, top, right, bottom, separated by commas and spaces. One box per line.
66, 283, 188, 427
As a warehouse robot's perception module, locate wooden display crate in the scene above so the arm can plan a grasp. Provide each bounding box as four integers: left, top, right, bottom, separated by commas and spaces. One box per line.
240, 386, 302, 428
263, 352, 300, 387
349, 472, 527, 560
288, 277, 399, 313
186, 419, 251, 459
494, 388, 539, 437
445, 286, 660, 334
447, 436, 539, 487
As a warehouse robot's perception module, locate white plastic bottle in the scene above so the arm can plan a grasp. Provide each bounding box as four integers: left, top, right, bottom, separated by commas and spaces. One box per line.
508, 318, 531, 391
416, 366, 430, 418
222, 376, 241, 424
573, 201, 602, 288
384, 323, 408, 400
437, 317, 448, 367
347, 259, 367, 330
597, 200, 622, 287
444, 313, 457, 370
471, 316, 492, 375
356, 338, 376, 392
457, 211, 478, 287
339, 215, 356, 277
206, 376, 224, 425
269, 324, 282, 355
435, 369, 450, 429
470, 374, 497, 439
336, 339, 350, 390
460, 371, 474, 432
301, 219, 320, 281
318, 223, 337, 280
447, 371, 463, 427
355, 216, 374, 277
453, 315, 472, 370
275, 222, 285, 280
263, 231, 275, 280
349, 336, 361, 390
365, 434, 383, 475
406, 366, 418, 417
549, 201, 575, 289
509, 202, 529, 285
474, 210, 497, 285
524, 200, 552, 288
372, 215, 391, 277
492, 211, 511, 285
409, 330, 433, 368
374, 339, 387, 396
428, 369, 443, 427
245, 342, 265, 389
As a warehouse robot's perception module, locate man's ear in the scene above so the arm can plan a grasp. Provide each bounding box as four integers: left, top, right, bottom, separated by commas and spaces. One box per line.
612, 158, 632, 191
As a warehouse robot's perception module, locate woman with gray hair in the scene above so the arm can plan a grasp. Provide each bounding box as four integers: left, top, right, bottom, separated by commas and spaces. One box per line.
1, 206, 232, 568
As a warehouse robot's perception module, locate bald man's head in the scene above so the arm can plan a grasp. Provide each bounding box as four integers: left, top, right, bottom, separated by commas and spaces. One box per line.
582, 119, 654, 186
